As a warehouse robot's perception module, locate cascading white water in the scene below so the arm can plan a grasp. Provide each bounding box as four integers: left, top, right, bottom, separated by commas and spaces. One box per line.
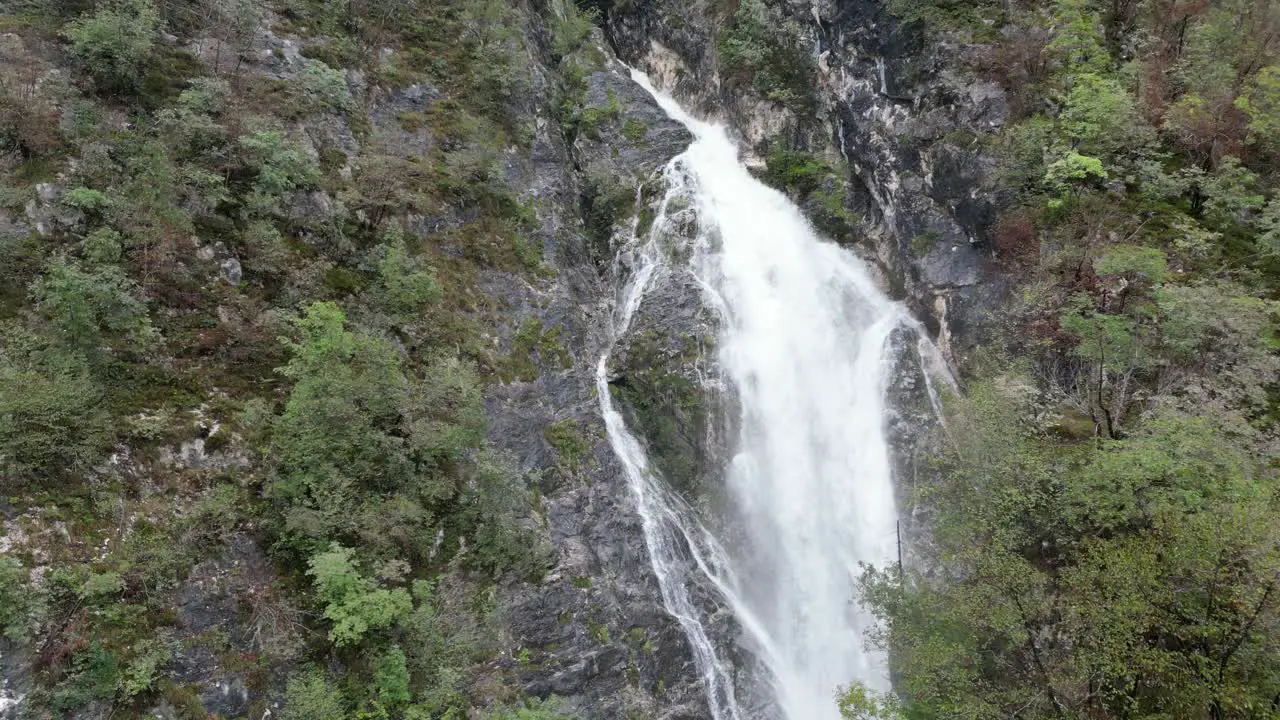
597, 71, 925, 720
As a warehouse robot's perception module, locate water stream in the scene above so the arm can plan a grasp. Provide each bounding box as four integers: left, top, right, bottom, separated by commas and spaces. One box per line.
597, 72, 934, 720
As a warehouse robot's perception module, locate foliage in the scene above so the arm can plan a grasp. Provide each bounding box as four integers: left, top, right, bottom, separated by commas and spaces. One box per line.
1045, 0, 1108, 74
455, 448, 549, 577
373, 645, 412, 707
293, 58, 353, 115
307, 543, 412, 647
0, 341, 113, 479
549, 0, 597, 62
32, 255, 156, 357
282, 668, 348, 720
718, 0, 816, 113
62, 0, 159, 92
238, 129, 322, 205
271, 301, 415, 544
2, 0, 559, 713
1043, 150, 1106, 194
1094, 244, 1167, 283
1058, 73, 1145, 158
0, 558, 44, 643
764, 147, 836, 197
859, 381, 1280, 720
1236, 64, 1280, 150
394, 0, 532, 129
373, 225, 440, 317
544, 420, 587, 473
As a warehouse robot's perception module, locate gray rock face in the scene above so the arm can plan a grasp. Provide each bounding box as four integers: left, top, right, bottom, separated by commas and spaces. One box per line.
599, 0, 1007, 362
219, 257, 243, 285
169, 533, 285, 718
475, 51, 716, 718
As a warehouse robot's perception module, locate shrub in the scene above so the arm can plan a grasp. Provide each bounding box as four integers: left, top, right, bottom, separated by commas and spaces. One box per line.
238, 129, 321, 205
0, 342, 113, 479
0, 558, 45, 643
62, 187, 110, 213
373, 645, 411, 707
1094, 244, 1167, 283
82, 228, 124, 264
176, 77, 230, 115
456, 448, 548, 577
307, 543, 412, 647
718, 0, 816, 113
292, 58, 353, 115
281, 668, 347, 720
374, 226, 440, 317
62, 0, 159, 93
32, 255, 157, 357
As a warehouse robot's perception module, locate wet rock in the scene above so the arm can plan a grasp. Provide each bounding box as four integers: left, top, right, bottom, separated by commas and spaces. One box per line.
0, 640, 30, 720
917, 242, 982, 288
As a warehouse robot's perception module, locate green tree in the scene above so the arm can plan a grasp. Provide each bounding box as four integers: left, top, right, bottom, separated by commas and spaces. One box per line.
282, 668, 347, 720
271, 301, 412, 542
293, 58, 353, 116
0, 339, 113, 479
1059, 293, 1153, 436
373, 226, 440, 318
718, 0, 816, 112
1047, 0, 1109, 76
1043, 150, 1107, 207
858, 381, 1280, 720
1236, 65, 1280, 151
62, 0, 159, 92
373, 645, 411, 708
31, 255, 156, 357
238, 129, 321, 210
307, 543, 412, 647
1058, 73, 1148, 159
1200, 156, 1265, 225
1094, 244, 1167, 284
0, 558, 45, 643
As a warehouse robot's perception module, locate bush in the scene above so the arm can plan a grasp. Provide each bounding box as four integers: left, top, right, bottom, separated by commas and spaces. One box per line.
62, 0, 159, 93
32, 255, 157, 357
373, 645, 411, 707
281, 668, 347, 720
0, 342, 113, 480
456, 448, 548, 577
0, 558, 44, 643
238, 129, 321, 206
373, 226, 440, 317
292, 58, 353, 115
307, 543, 412, 647
718, 0, 816, 114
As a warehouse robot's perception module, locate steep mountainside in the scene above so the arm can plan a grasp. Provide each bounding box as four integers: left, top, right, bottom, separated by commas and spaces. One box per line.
1, 0, 1278, 718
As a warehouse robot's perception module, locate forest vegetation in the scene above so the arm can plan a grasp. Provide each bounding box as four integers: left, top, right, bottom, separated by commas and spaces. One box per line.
844, 0, 1280, 717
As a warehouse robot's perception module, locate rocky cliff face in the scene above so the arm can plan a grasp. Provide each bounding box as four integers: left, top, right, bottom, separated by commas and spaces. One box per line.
596, 0, 1007, 358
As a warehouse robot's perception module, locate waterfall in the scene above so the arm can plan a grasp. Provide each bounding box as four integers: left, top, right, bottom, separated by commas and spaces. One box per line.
597, 71, 926, 720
